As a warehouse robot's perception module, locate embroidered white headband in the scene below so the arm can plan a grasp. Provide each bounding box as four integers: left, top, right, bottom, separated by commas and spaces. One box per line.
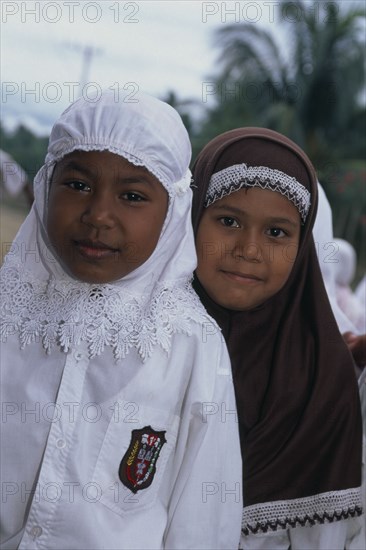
205, 163, 311, 223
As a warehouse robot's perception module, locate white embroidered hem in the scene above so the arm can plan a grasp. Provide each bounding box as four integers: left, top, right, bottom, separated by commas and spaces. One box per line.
242, 487, 363, 535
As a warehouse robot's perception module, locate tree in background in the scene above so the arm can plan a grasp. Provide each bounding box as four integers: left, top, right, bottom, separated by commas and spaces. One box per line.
0, 123, 48, 184
201, 0, 365, 163
194, 0, 365, 276
162, 91, 197, 137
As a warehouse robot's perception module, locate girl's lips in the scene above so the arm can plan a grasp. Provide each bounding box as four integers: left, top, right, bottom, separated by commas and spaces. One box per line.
75, 240, 119, 260
221, 270, 263, 284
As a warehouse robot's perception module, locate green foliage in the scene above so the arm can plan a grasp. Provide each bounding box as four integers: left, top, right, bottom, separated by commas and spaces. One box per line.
204, 0, 365, 163
161, 90, 197, 138
320, 160, 366, 274
0, 123, 48, 182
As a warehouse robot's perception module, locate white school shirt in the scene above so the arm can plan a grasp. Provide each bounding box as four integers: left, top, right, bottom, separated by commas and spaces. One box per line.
0, 325, 242, 550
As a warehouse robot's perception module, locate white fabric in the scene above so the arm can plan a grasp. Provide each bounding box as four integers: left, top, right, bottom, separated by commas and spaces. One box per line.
205, 163, 311, 222
355, 275, 366, 333
242, 488, 362, 535
313, 183, 359, 334
355, 276, 366, 305
241, 518, 364, 549
0, 258, 206, 361
44, 89, 190, 195
335, 285, 366, 334
1, 330, 242, 550
333, 238, 357, 286
0, 149, 28, 196
0, 89, 242, 549
332, 239, 365, 333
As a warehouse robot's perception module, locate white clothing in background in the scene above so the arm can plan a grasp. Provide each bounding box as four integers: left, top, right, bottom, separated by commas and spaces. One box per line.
355, 276, 366, 305
0, 149, 28, 196
332, 238, 365, 333
312, 183, 359, 334
355, 276, 366, 332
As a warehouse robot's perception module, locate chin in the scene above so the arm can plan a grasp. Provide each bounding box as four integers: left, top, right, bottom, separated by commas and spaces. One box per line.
66, 267, 111, 285
213, 297, 246, 311
220, 295, 261, 311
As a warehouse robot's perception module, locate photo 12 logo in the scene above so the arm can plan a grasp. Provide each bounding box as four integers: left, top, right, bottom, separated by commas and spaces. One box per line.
1, 2, 140, 24
201, 1, 339, 24
2, 81, 140, 105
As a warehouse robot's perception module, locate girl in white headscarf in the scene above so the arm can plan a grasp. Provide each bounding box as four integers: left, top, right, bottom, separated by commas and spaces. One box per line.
332, 238, 366, 334
312, 184, 356, 334
0, 89, 242, 550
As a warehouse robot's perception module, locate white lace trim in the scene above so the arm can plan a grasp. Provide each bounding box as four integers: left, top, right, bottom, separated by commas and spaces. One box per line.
46, 142, 190, 197
205, 164, 311, 222
0, 260, 207, 361
242, 487, 363, 535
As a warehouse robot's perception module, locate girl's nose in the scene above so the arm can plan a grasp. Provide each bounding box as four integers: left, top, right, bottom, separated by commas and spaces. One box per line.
81, 193, 116, 229
233, 236, 262, 263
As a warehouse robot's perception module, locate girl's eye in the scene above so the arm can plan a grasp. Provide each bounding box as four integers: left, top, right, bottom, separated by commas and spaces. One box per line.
266, 227, 286, 238
66, 180, 91, 192
122, 192, 145, 202
219, 217, 240, 228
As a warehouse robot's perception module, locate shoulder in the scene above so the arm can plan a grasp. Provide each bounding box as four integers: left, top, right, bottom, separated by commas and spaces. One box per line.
157, 281, 221, 332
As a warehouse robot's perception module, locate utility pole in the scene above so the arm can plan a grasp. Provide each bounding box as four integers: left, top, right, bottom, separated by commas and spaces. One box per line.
63, 43, 103, 96
79, 45, 102, 93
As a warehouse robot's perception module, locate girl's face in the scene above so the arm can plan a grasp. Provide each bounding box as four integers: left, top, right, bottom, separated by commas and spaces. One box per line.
47, 150, 168, 284
195, 187, 301, 311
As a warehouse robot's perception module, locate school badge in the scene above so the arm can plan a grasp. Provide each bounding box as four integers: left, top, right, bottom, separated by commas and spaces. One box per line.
119, 426, 167, 493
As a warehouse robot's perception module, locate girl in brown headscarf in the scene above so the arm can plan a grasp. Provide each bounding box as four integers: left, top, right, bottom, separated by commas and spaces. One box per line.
192, 128, 364, 548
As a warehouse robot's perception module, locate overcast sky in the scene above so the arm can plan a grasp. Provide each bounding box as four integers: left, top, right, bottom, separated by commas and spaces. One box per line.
1, 0, 288, 134
1, 1, 364, 135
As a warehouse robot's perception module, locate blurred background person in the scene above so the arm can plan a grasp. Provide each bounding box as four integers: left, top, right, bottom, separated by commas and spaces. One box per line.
0, 149, 33, 206
333, 238, 366, 334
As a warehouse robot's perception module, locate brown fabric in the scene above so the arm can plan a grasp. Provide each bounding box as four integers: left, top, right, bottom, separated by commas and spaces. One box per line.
192, 128, 362, 533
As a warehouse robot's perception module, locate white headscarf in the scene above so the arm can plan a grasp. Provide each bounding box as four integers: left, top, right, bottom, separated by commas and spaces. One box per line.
1, 89, 204, 360
313, 182, 359, 333
333, 238, 357, 287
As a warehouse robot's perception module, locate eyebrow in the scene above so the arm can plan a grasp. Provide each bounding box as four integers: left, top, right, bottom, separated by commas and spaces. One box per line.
61, 160, 93, 177
210, 204, 299, 227
266, 217, 299, 228
59, 160, 153, 184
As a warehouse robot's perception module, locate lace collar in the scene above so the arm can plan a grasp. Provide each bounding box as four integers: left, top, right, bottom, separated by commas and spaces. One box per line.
0, 260, 207, 361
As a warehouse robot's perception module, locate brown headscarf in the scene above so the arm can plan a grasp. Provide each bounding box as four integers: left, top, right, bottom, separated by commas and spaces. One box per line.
192, 128, 362, 535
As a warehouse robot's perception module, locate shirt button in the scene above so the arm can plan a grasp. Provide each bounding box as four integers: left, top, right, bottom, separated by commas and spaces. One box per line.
30, 525, 43, 539
74, 351, 83, 361
56, 438, 66, 449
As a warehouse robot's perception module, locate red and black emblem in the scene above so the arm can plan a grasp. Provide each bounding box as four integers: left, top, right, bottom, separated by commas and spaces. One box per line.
119, 426, 167, 493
